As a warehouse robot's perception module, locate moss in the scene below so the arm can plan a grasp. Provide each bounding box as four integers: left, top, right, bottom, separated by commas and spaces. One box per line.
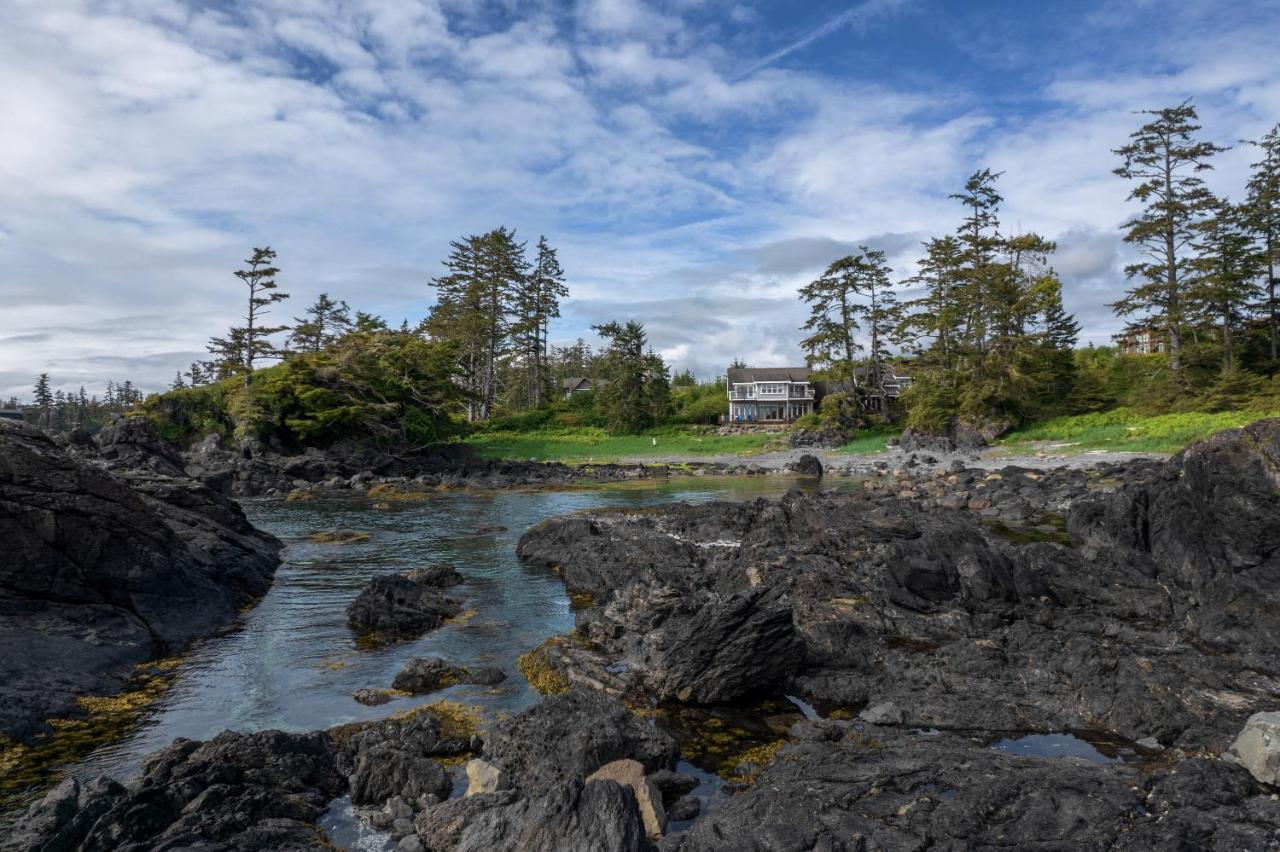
366, 482, 433, 501
308, 531, 371, 544
286, 489, 316, 502
516, 638, 571, 695
0, 655, 183, 814
984, 515, 1072, 546
446, 608, 478, 625
718, 740, 786, 785
567, 589, 596, 611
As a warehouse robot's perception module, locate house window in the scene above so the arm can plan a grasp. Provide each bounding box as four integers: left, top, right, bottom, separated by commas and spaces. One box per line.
759, 383, 786, 395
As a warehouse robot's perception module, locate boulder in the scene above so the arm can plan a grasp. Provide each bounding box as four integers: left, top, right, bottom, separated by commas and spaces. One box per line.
786, 453, 824, 477
448, 779, 648, 852
587, 758, 667, 838
465, 758, 512, 796
858, 701, 905, 726
392, 657, 469, 694
346, 566, 464, 641
331, 707, 473, 807
1226, 711, 1280, 785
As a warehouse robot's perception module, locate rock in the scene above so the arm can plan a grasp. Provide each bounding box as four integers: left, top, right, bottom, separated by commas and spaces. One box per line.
481, 687, 679, 791
587, 758, 667, 838
787, 454, 824, 477
1226, 711, 1280, 785
354, 688, 395, 706
346, 566, 464, 641
788, 428, 851, 450
668, 795, 701, 823
858, 701, 905, 726
464, 666, 507, 686
668, 729, 1279, 851
466, 758, 512, 796
0, 418, 281, 744
1, 728, 344, 851
448, 779, 649, 852
397, 834, 424, 852
393, 657, 469, 694
648, 769, 700, 805
331, 707, 472, 807
414, 791, 519, 850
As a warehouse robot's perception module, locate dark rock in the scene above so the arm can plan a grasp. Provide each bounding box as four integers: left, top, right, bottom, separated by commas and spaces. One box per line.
481, 687, 678, 792
0, 418, 280, 743
392, 657, 469, 694
413, 791, 519, 850
667, 795, 701, 823
1, 728, 344, 851
787, 428, 851, 450
353, 688, 394, 706
666, 730, 1280, 851
786, 454, 824, 477
346, 566, 464, 642
331, 707, 472, 807
649, 769, 700, 805
448, 779, 648, 852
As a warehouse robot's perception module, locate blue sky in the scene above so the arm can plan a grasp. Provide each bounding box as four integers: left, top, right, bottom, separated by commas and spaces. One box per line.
2, 0, 1279, 398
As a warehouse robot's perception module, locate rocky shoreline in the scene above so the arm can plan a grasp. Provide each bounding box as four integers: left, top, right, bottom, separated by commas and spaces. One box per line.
6, 420, 1280, 850
0, 419, 282, 748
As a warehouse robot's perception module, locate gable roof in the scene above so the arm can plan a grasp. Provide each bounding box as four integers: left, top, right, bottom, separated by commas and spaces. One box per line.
726, 366, 812, 384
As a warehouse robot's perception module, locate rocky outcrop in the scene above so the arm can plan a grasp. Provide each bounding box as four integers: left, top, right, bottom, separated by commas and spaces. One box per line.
0, 419, 281, 743
900, 414, 1012, 453
391, 657, 506, 694
0, 729, 345, 852
346, 566, 464, 642
517, 421, 1280, 754
666, 727, 1280, 851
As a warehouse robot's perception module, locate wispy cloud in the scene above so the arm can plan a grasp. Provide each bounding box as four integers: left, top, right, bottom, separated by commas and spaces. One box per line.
735, 0, 914, 80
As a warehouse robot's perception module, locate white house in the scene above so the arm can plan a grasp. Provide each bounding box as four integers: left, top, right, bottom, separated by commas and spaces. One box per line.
725, 364, 913, 422
725, 367, 816, 423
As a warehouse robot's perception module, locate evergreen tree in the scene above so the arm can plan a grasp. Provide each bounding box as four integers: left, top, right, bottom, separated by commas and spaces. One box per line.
1244, 122, 1280, 363
288, 293, 352, 353
511, 236, 568, 406
208, 247, 290, 383
899, 236, 966, 372
33, 374, 53, 429
1112, 101, 1228, 374
799, 254, 868, 375
592, 321, 669, 432
1191, 200, 1262, 371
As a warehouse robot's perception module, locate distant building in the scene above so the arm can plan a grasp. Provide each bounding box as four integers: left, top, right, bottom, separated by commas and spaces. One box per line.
561, 377, 606, 395
1115, 324, 1165, 355
725, 364, 913, 422
0, 410, 24, 422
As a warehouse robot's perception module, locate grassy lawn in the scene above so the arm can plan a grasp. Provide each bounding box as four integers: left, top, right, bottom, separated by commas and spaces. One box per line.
999, 408, 1280, 454
462, 426, 778, 463
835, 425, 901, 455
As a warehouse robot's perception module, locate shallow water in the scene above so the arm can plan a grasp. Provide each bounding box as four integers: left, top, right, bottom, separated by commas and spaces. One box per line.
991, 732, 1126, 764
43, 476, 846, 842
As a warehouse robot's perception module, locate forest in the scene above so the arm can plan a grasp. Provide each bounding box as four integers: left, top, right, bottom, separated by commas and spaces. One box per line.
13, 103, 1280, 454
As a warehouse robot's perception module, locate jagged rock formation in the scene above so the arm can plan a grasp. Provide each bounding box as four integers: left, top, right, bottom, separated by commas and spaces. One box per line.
0, 419, 280, 743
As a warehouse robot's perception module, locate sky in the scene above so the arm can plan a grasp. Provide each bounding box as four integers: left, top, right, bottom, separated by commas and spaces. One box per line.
3, 0, 1280, 399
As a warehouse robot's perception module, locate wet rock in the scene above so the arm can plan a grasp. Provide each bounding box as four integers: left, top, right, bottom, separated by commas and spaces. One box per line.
1226, 711, 1280, 785
668, 795, 701, 823
1, 729, 344, 852
0, 418, 280, 744
398, 834, 424, 852
587, 758, 667, 838
465, 758, 511, 796
413, 791, 519, 850
392, 657, 469, 694
786, 454, 824, 477
353, 688, 395, 706
346, 566, 464, 642
481, 687, 679, 791
649, 769, 700, 805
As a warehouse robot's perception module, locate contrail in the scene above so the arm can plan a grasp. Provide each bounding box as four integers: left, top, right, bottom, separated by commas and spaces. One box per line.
736, 0, 910, 80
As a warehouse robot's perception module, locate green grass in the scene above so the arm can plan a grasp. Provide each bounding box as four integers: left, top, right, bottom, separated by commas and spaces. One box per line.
462, 426, 778, 463
999, 407, 1280, 454
835, 425, 900, 455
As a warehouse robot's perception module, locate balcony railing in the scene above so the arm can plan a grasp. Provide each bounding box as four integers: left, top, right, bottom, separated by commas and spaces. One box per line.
729, 387, 814, 400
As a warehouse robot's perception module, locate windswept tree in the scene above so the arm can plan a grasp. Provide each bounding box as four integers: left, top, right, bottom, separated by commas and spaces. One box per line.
1112, 101, 1229, 374
289, 293, 352, 353
1244, 122, 1280, 363
208, 247, 290, 383
592, 321, 670, 432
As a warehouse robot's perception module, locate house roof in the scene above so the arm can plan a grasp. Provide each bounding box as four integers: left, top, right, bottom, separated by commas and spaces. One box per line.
726, 366, 811, 384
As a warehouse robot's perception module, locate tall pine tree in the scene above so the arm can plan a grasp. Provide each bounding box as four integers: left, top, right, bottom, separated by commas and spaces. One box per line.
208, 247, 290, 383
